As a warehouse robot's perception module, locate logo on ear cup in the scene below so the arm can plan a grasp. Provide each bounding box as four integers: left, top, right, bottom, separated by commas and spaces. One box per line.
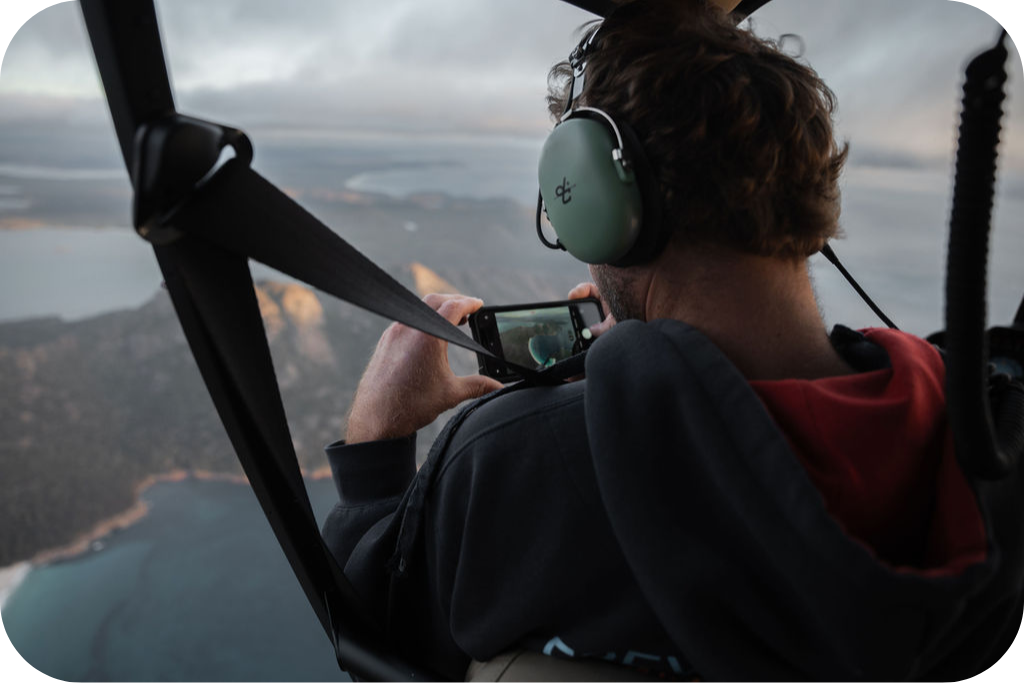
554, 177, 576, 205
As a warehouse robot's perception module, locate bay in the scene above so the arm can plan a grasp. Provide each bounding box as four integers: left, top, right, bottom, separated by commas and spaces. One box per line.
0, 227, 310, 323
0, 133, 576, 324
0, 227, 161, 323
2, 478, 351, 682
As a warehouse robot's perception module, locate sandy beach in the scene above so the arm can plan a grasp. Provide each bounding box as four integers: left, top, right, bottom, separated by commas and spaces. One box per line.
0, 561, 31, 610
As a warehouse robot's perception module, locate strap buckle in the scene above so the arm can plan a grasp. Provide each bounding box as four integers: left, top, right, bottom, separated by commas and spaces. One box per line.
132, 114, 253, 244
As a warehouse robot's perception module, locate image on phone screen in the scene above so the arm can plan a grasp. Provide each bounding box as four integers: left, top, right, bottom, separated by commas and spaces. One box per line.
494, 306, 590, 369
470, 299, 604, 381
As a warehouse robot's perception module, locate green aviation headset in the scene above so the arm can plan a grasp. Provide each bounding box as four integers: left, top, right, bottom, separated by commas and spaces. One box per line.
537, 7, 897, 331
536, 21, 668, 266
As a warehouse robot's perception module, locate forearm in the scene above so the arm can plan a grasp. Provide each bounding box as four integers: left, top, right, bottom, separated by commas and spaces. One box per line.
321, 434, 416, 566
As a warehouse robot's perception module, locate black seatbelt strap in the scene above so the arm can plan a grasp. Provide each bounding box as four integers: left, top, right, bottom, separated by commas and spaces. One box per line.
77, 0, 173, 174
164, 154, 534, 365
164, 154, 579, 383
79, 0, 576, 678
152, 237, 430, 680
80, 0, 477, 679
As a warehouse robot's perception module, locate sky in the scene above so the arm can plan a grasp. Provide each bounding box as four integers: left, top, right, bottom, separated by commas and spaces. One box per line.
2, 0, 1024, 331
1, 0, 1024, 166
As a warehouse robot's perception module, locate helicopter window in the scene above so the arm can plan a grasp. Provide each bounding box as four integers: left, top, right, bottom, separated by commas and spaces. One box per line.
0, 2, 1022, 681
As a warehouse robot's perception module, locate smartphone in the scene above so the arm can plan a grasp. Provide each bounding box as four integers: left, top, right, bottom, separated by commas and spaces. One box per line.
468, 298, 605, 382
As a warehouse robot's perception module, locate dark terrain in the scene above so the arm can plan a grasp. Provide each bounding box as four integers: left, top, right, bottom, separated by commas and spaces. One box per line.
0, 260, 584, 566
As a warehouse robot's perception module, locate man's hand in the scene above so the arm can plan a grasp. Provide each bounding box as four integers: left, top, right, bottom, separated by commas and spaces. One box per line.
345, 294, 504, 444
568, 282, 616, 337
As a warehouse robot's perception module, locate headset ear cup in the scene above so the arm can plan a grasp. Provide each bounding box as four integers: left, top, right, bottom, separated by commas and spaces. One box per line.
538, 113, 644, 264
609, 119, 666, 267
537, 109, 666, 266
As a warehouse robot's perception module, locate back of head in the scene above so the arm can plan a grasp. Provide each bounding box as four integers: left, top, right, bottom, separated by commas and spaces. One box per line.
547, 0, 849, 260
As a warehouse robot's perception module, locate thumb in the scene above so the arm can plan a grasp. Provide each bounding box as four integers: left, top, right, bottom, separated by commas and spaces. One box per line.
590, 314, 617, 338
454, 374, 505, 401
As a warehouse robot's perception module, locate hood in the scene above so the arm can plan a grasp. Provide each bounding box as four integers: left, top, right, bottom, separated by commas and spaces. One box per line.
750, 328, 987, 576
584, 319, 1010, 680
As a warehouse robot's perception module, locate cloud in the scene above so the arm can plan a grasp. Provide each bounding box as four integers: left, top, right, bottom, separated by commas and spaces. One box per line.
6, 1, 83, 60
749, 0, 1024, 171
0, 2, 98, 98
172, 66, 556, 138
2, 0, 1024, 163
1, 0, 590, 137
846, 145, 941, 171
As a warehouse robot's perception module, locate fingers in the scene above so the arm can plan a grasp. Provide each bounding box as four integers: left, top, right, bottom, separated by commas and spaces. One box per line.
590, 316, 617, 337
422, 292, 464, 309
453, 374, 504, 401
423, 293, 484, 326
568, 282, 615, 338
568, 282, 601, 300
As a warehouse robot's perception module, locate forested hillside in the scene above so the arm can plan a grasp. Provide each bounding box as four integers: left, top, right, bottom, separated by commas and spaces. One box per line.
0, 264, 583, 565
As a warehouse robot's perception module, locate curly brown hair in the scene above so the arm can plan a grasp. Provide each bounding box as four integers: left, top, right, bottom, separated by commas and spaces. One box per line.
547, 0, 849, 259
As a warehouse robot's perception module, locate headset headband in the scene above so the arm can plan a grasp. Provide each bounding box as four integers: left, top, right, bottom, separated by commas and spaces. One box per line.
562, 106, 625, 147
563, 25, 603, 115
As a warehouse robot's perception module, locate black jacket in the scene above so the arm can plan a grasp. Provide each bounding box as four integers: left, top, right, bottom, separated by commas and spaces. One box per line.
322, 320, 1024, 680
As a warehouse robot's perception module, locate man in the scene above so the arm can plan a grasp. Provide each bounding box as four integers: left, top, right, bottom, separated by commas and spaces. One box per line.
322, 1, 995, 679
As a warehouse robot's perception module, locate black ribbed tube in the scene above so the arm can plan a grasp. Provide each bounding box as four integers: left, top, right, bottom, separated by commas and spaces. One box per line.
994, 380, 1024, 460
945, 32, 1017, 480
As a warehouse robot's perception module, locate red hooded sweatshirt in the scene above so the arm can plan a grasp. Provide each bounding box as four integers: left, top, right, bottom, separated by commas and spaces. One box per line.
751, 328, 987, 577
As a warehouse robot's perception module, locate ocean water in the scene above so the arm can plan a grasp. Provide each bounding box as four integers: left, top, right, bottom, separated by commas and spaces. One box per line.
2, 163, 1022, 335
0, 227, 313, 323
339, 133, 544, 206
2, 478, 351, 682
0, 133, 556, 324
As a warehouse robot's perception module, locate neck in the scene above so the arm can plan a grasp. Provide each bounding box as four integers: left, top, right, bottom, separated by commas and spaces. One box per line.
644, 244, 853, 381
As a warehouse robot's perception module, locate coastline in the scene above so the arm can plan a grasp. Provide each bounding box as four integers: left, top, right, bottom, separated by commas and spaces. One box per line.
0, 561, 31, 611
0, 464, 335, 598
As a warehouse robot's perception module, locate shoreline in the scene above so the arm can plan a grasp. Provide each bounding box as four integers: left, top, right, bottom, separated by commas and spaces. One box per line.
0, 562, 31, 611
0, 465, 334, 592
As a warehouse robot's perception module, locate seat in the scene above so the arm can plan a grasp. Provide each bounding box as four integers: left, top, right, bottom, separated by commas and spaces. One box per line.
466, 649, 659, 682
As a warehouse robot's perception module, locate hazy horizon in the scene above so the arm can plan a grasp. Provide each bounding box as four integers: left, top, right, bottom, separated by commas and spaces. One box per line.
2, 0, 1023, 334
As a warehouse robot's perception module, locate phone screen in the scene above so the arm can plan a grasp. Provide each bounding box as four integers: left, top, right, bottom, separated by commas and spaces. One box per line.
494, 306, 592, 369
470, 299, 604, 380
